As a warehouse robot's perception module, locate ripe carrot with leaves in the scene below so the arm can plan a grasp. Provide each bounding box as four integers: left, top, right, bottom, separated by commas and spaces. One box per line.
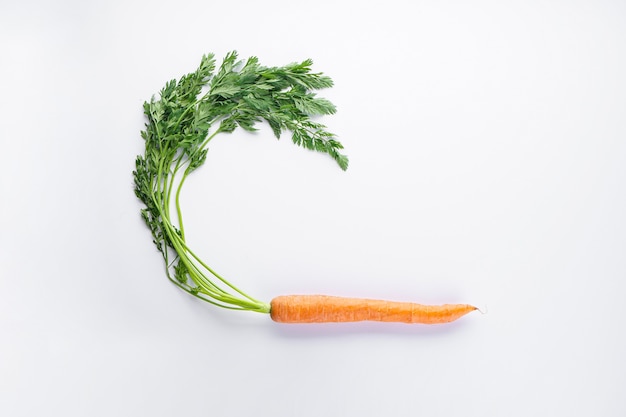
133, 51, 476, 325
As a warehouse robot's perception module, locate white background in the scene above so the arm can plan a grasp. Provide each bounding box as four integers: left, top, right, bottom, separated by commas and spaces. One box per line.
2, 0, 625, 415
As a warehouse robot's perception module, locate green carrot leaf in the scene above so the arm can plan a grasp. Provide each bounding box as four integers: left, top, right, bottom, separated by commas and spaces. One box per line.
133, 51, 348, 313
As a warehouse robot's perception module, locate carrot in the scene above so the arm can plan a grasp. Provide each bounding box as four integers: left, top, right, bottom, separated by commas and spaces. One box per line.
270, 295, 477, 324
136, 53, 479, 329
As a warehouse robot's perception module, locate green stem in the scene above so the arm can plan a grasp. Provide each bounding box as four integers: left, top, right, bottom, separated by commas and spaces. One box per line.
164, 212, 264, 304
173, 128, 221, 241
169, 154, 187, 239
154, 189, 270, 313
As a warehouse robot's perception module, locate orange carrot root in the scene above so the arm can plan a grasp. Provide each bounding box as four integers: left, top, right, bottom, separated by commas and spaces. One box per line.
270, 295, 477, 324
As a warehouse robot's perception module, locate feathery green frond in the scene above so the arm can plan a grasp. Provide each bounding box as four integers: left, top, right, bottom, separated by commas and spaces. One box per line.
133, 51, 347, 312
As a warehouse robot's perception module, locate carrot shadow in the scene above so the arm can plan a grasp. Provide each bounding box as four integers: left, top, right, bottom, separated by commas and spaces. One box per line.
267, 318, 476, 339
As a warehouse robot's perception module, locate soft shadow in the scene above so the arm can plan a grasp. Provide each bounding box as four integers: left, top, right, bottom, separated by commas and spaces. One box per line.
268, 319, 476, 340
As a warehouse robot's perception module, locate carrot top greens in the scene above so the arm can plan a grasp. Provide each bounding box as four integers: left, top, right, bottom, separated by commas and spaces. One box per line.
133, 52, 346, 312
